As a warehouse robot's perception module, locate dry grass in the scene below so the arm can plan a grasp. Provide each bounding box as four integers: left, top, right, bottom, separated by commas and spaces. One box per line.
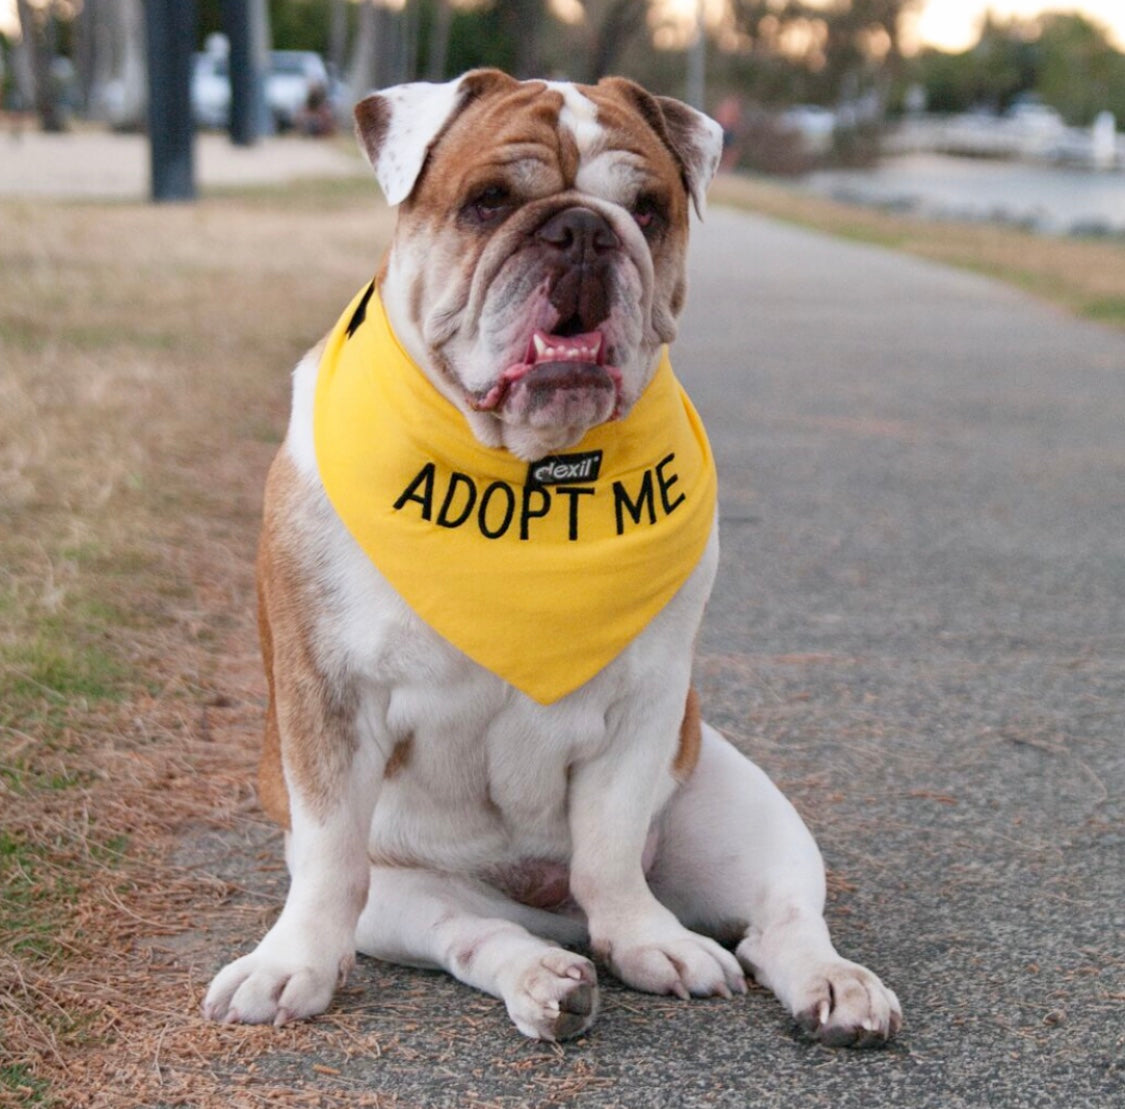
712, 174, 1125, 328
0, 180, 395, 1106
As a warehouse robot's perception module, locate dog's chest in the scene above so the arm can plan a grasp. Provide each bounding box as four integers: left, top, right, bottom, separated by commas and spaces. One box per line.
363, 670, 612, 872
310, 459, 719, 872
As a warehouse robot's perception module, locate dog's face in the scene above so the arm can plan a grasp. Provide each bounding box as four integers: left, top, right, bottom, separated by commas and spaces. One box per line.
354, 69, 723, 461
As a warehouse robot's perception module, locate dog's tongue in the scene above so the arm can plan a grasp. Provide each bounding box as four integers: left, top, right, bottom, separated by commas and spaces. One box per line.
473, 329, 617, 412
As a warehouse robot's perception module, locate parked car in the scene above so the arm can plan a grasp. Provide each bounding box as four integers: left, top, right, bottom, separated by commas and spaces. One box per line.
190, 49, 330, 131
267, 51, 330, 130
191, 52, 231, 129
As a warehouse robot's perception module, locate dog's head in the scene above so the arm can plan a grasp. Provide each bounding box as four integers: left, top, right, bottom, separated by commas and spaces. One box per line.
354, 69, 723, 461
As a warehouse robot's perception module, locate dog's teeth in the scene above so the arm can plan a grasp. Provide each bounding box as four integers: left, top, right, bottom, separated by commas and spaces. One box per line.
529, 333, 605, 364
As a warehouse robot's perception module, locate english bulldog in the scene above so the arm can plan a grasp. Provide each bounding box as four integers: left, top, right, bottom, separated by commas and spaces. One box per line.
202, 69, 902, 1046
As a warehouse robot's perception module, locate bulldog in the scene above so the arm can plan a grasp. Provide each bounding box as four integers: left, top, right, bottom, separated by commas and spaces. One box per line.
202, 69, 902, 1046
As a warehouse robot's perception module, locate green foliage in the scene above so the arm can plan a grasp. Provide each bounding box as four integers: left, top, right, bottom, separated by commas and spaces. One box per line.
908, 12, 1125, 125
197, 0, 356, 56
1037, 13, 1125, 125
444, 4, 521, 78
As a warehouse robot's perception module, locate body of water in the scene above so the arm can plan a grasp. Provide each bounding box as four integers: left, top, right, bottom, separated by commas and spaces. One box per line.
803, 153, 1125, 236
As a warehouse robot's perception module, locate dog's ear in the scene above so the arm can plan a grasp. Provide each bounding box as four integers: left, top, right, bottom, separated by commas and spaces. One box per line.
354, 69, 516, 207
653, 95, 724, 217
598, 79, 724, 218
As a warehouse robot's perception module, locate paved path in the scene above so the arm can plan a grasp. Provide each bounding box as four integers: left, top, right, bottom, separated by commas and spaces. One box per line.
675, 209, 1124, 1106
182, 208, 1125, 1107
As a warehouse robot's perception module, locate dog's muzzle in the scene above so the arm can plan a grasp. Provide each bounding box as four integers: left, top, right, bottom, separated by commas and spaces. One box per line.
472, 207, 625, 422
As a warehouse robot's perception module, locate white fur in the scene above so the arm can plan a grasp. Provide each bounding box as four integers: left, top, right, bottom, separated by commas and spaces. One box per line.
545, 80, 603, 157
203, 77, 901, 1047
364, 77, 469, 206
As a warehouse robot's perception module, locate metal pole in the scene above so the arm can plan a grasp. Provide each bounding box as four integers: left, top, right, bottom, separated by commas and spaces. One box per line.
145, 0, 197, 201
223, 0, 271, 145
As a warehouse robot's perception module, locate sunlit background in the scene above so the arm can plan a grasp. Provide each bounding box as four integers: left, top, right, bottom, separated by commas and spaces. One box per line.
3, 1, 1125, 52
3, 0, 1125, 223
906, 0, 1125, 52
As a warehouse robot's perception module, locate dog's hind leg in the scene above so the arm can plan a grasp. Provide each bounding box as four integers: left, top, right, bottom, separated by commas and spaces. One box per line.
355, 867, 597, 1041
647, 723, 902, 1047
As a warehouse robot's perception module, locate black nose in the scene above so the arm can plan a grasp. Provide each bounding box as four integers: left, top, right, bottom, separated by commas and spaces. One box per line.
535, 207, 620, 262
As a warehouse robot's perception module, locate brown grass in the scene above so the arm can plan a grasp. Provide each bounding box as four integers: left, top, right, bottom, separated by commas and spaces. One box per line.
712, 173, 1125, 328
0, 180, 395, 1106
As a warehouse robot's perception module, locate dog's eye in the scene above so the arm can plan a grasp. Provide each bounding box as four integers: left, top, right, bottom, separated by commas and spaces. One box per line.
465, 185, 513, 225
631, 194, 667, 234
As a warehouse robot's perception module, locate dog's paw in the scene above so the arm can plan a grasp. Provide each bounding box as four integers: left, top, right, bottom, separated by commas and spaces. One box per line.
791, 960, 902, 1048
202, 945, 351, 1026
504, 950, 599, 1041
605, 929, 747, 1001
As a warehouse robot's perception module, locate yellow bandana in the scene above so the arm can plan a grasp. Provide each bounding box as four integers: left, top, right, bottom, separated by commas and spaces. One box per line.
314, 283, 717, 704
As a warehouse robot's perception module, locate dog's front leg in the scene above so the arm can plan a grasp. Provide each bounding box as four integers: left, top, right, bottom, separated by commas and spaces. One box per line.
567, 701, 747, 1000
202, 729, 382, 1026
203, 474, 384, 1026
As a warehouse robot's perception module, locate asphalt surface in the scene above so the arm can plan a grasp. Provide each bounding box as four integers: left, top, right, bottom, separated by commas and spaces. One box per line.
187, 205, 1124, 1106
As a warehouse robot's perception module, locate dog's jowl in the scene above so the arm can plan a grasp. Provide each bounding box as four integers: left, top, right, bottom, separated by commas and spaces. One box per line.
202, 69, 901, 1046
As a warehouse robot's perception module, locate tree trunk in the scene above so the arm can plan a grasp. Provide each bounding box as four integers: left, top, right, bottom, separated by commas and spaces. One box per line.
426, 0, 453, 81
498, 0, 542, 79
329, 0, 348, 80
17, 0, 66, 130
8, 4, 37, 114
114, 0, 148, 130
587, 0, 649, 83
347, 0, 378, 103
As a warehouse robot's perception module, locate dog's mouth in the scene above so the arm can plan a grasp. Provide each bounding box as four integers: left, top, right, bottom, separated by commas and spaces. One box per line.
470, 329, 623, 419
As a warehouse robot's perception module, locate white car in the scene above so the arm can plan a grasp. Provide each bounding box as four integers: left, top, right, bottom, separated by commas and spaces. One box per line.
190, 50, 330, 131
191, 52, 231, 129
266, 51, 329, 130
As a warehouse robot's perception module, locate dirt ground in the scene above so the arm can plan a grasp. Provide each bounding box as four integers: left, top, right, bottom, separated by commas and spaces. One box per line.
0, 125, 368, 199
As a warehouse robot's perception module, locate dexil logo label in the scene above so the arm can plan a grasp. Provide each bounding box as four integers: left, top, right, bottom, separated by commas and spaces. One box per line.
527, 451, 603, 487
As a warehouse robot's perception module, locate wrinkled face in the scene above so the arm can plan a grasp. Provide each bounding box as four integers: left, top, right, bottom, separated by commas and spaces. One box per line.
356, 71, 722, 461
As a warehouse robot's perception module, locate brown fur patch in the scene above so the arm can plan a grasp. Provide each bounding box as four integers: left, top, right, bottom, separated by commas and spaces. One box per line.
256, 451, 360, 826
383, 735, 414, 780
672, 686, 702, 782
256, 532, 290, 829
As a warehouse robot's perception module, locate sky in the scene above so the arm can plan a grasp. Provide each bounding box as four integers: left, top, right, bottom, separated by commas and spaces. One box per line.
903, 1, 1125, 52
1, 1, 1124, 53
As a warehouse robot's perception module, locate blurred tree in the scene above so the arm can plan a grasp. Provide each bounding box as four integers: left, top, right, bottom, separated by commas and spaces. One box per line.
1036, 12, 1125, 125
441, 1, 512, 75
346, 0, 405, 95
724, 0, 918, 109
6, 3, 38, 111
579, 0, 650, 83
17, 0, 67, 129
969, 11, 1037, 112
496, 0, 543, 77
424, 0, 454, 79
906, 11, 1125, 123
198, 0, 355, 56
